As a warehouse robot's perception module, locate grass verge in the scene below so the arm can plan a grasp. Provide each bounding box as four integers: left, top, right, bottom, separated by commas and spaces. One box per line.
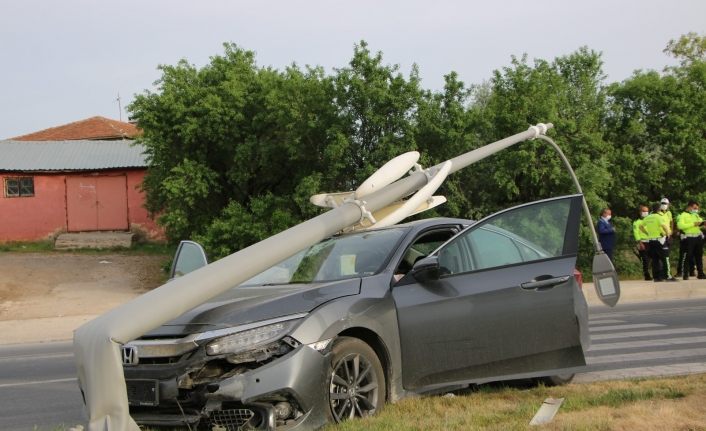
328, 374, 706, 431
40, 375, 706, 430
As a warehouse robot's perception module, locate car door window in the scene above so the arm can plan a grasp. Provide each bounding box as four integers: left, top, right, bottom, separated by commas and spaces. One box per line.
469, 227, 523, 269
439, 197, 575, 274
394, 228, 458, 281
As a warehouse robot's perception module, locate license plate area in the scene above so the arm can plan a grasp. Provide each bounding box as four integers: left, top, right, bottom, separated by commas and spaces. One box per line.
126, 379, 159, 406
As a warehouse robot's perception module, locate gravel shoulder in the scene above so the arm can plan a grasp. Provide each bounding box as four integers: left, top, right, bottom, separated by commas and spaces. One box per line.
0, 252, 169, 344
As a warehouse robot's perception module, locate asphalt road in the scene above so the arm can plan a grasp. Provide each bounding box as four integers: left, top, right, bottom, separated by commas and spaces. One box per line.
577, 297, 706, 381
2, 297, 706, 430
0, 341, 83, 430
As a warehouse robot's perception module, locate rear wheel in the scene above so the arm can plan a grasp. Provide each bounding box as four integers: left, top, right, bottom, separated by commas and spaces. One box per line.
327, 337, 385, 423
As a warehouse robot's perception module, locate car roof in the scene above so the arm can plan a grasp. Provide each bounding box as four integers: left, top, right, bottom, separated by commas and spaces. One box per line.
395, 217, 473, 230
333, 217, 473, 238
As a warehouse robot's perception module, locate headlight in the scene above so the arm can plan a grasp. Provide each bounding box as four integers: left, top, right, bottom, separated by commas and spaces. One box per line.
205, 319, 300, 356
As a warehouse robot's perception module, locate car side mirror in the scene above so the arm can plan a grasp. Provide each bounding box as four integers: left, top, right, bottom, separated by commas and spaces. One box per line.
169, 240, 209, 280
411, 255, 440, 282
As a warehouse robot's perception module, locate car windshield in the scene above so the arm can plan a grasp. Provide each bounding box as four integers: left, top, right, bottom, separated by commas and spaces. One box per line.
240, 227, 408, 286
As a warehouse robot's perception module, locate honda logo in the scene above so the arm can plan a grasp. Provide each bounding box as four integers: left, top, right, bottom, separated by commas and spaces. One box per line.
122, 346, 139, 366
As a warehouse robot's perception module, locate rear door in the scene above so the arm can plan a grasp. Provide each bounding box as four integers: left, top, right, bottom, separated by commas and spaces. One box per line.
393, 195, 585, 389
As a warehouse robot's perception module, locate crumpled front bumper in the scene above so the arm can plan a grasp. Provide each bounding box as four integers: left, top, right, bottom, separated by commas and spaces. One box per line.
127, 345, 331, 430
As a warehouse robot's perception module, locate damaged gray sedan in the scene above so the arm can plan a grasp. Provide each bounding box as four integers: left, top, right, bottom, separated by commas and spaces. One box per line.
122, 194, 595, 430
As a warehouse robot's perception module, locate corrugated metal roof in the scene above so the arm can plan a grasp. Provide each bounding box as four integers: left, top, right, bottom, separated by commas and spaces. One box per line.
0, 140, 148, 171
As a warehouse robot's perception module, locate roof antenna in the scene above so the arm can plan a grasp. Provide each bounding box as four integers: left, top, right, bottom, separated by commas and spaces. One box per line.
115, 93, 122, 122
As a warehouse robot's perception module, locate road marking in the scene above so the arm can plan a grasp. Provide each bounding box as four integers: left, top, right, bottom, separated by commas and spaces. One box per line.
589, 335, 706, 352
587, 347, 706, 365
589, 323, 665, 332
575, 362, 706, 382
588, 319, 625, 325
0, 377, 77, 389
0, 352, 73, 361
590, 327, 706, 340
590, 305, 706, 320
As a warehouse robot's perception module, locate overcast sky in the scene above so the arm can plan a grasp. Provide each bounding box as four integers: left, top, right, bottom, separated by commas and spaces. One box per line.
1, 0, 704, 139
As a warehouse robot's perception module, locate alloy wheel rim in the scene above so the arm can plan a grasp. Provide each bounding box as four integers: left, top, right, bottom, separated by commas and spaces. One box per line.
329, 352, 379, 421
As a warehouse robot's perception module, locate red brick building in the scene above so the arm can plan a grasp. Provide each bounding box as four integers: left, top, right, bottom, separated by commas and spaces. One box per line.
0, 117, 163, 242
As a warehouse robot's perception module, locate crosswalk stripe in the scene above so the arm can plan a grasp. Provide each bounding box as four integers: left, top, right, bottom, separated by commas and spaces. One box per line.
589, 323, 664, 332
590, 327, 706, 340
588, 335, 706, 352
587, 347, 706, 365
575, 362, 706, 383
587, 319, 625, 325
589, 305, 706, 320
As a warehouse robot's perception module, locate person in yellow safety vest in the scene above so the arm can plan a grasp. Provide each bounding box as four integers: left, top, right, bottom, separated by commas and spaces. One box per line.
676, 210, 696, 277
657, 198, 675, 279
676, 200, 706, 281
633, 205, 652, 280
640, 203, 676, 282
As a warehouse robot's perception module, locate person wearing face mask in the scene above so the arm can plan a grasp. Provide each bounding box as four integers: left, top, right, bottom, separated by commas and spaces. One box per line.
633, 205, 652, 280
597, 208, 615, 261
676, 209, 696, 278
657, 198, 677, 281
640, 203, 673, 282
676, 200, 706, 281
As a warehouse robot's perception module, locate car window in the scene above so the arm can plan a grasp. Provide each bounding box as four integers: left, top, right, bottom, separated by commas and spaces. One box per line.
468, 227, 523, 269
394, 228, 457, 281
439, 198, 571, 274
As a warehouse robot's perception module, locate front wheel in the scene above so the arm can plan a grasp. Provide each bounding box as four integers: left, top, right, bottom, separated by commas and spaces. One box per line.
327, 337, 386, 423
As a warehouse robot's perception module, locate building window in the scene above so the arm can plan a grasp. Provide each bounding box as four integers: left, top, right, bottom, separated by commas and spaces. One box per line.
4, 177, 34, 197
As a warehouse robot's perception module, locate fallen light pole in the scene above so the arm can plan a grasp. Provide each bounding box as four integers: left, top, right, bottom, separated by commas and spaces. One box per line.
74, 123, 620, 430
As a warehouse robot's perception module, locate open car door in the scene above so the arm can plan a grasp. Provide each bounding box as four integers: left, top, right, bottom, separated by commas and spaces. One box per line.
393, 195, 587, 390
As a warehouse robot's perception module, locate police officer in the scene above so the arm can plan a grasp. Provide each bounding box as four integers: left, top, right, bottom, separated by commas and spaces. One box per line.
657, 198, 676, 280
676, 210, 695, 277
633, 205, 651, 280
640, 203, 674, 282
676, 200, 706, 280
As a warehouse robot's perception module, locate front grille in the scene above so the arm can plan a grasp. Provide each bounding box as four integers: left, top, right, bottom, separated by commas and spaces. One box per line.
210, 408, 256, 430
136, 356, 183, 365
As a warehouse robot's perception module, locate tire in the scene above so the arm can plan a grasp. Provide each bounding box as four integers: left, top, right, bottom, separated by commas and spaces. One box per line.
327, 337, 386, 423
540, 373, 575, 386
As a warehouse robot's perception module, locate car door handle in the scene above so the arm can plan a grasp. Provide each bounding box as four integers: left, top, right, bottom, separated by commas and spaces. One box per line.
520, 275, 571, 290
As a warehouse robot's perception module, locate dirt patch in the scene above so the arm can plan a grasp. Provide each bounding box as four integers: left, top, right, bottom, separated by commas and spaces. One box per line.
0, 252, 169, 321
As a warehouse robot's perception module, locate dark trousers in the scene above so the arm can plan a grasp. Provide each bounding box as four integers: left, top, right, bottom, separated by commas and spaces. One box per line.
677, 237, 695, 276
662, 239, 672, 278
648, 240, 667, 280
638, 244, 651, 279
682, 236, 704, 279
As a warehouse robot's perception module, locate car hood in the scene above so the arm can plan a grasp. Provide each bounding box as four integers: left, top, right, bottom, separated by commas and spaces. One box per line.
142, 278, 361, 338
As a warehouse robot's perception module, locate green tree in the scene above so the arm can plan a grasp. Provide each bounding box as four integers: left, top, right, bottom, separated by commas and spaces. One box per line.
607, 33, 706, 213
428, 48, 613, 220
332, 41, 422, 188
129, 42, 425, 258
129, 44, 339, 253
664, 32, 706, 66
